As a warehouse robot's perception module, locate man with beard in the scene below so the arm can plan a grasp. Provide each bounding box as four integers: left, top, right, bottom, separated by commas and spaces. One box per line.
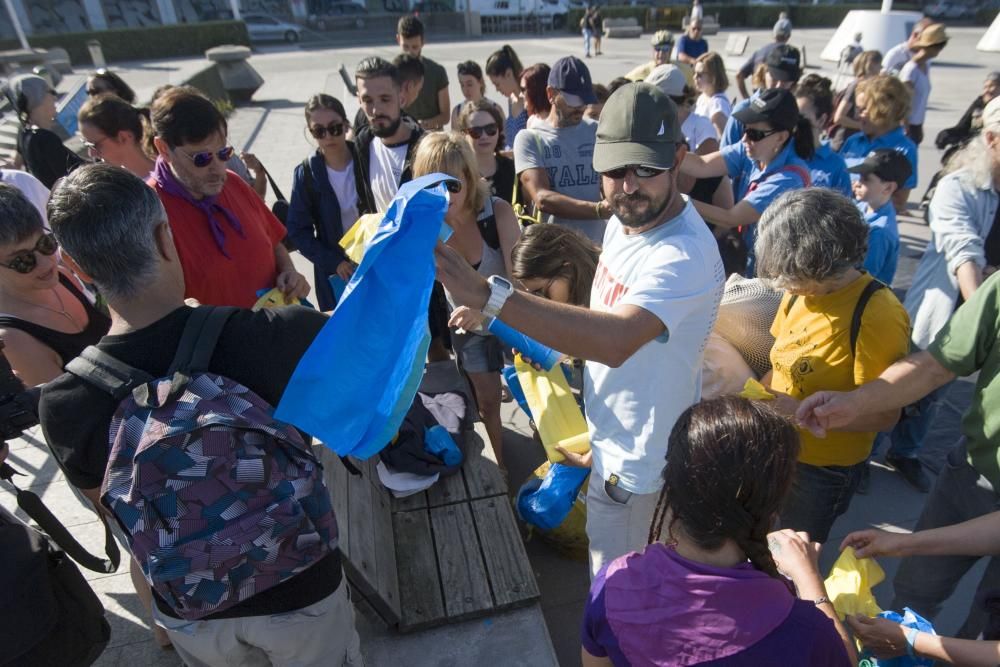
150, 86, 309, 308
513, 56, 609, 245
354, 56, 425, 213
437, 82, 725, 576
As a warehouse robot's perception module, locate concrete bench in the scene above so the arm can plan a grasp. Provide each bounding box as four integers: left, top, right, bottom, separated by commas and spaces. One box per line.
683, 13, 719, 35
603, 17, 642, 39
319, 361, 541, 633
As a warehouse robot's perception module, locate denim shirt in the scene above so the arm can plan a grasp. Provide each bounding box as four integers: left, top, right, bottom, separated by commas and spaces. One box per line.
840, 126, 919, 190
905, 169, 1000, 347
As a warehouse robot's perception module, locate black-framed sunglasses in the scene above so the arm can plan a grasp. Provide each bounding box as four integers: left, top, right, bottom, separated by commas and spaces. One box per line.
309, 122, 345, 139
465, 123, 498, 139
175, 145, 235, 168
601, 165, 670, 180
527, 275, 557, 298
743, 127, 781, 142
0, 232, 58, 274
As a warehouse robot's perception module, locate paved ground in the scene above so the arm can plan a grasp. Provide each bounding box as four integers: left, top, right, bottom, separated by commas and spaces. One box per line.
2, 23, 998, 667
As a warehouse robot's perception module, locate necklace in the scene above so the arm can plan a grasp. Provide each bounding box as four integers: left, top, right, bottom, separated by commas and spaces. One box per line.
3, 285, 82, 332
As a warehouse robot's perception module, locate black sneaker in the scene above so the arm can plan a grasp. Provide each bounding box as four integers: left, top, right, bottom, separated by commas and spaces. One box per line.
886, 454, 931, 493
856, 463, 871, 495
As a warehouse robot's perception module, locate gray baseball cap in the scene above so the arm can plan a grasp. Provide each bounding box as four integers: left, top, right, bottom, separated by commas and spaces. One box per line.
594, 82, 683, 173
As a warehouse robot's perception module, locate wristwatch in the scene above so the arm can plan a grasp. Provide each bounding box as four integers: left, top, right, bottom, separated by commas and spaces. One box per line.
482, 275, 514, 319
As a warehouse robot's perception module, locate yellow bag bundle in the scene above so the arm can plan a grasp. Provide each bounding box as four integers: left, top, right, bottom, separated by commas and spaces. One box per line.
739, 377, 775, 400
339, 213, 383, 264
514, 354, 590, 464
823, 547, 885, 620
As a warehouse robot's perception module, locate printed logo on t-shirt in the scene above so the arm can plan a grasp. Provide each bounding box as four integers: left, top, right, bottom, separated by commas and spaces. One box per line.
545, 164, 601, 190
593, 261, 629, 309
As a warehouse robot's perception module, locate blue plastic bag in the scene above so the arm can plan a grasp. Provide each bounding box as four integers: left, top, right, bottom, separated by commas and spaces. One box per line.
275, 174, 456, 459
516, 463, 590, 531
424, 425, 463, 467
861, 608, 936, 667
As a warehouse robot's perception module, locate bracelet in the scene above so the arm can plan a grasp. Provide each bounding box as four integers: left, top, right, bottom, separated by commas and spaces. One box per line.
812, 596, 831, 607
904, 626, 919, 658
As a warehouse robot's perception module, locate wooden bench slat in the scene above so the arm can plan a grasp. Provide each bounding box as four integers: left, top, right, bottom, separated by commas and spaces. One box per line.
426, 465, 467, 507
317, 447, 351, 557
430, 503, 494, 619
370, 468, 402, 620
347, 457, 379, 587
392, 489, 429, 512
393, 509, 446, 632
463, 424, 508, 499
470, 497, 540, 608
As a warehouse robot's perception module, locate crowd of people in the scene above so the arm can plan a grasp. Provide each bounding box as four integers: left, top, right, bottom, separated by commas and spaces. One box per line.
2, 9, 1000, 667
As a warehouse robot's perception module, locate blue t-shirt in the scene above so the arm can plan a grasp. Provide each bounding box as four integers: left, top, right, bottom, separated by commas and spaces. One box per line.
721, 97, 752, 148
859, 199, 899, 285
840, 127, 918, 190
807, 143, 853, 198
677, 35, 709, 60
721, 139, 810, 274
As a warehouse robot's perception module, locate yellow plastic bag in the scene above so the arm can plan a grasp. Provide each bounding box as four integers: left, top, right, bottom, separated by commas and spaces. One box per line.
823, 547, 885, 620
739, 378, 775, 400
514, 355, 590, 464
339, 213, 383, 264
252, 288, 297, 312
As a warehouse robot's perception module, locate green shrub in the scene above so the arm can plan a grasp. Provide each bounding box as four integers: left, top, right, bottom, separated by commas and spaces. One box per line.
0, 21, 250, 64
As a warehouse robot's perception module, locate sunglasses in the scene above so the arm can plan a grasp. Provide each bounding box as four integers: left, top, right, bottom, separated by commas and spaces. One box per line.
743, 128, 781, 142
1, 232, 58, 274
465, 123, 498, 139
309, 122, 345, 139
601, 165, 670, 180
527, 275, 557, 298
175, 145, 235, 168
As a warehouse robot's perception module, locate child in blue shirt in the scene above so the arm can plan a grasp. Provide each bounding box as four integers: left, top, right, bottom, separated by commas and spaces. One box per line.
847, 148, 913, 285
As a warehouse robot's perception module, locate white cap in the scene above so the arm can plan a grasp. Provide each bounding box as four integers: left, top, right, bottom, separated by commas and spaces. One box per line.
645, 64, 686, 97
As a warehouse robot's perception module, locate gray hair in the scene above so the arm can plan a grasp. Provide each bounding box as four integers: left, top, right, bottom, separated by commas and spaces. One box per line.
0, 183, 44, 246
754, 189, 868, 290
944, 132, 996, 190
47, 163, 164, 300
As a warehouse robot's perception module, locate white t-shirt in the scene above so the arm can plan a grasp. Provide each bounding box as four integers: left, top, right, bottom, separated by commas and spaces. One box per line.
326, 161, 360, 235
682, 113, 717, 152
882, 43, 914, 75
694, 92, 732, 133
899, 60, 930, 125
584, 199, 725, 494
0, 169, 49, 223
369, 140, 408, 213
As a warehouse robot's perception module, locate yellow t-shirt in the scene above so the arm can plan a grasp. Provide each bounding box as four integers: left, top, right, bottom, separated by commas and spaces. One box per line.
769, 274, 910, 467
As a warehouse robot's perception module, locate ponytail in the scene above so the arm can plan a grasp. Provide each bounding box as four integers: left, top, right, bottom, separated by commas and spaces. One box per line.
791, 116, 815, 161
486, 44, 523, 79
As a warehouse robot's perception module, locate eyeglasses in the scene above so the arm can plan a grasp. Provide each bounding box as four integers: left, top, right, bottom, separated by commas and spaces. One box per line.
465, 123, 498, 139
601, 165, 670, 179
309, 122, 345, 139
743, 128, 781, 142
527, 275, 557, 299
174, 145, 235, 168
81, 136, 111, 155
0, 232, 58, 274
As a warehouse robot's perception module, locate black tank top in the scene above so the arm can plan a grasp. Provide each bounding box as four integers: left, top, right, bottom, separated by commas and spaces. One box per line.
0, 274, 111, 365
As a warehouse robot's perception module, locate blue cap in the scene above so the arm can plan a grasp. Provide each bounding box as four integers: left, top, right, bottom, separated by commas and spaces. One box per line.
547, 56, 597, 106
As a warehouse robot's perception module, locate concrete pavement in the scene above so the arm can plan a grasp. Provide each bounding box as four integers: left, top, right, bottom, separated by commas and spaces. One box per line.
2, 25, 996, 666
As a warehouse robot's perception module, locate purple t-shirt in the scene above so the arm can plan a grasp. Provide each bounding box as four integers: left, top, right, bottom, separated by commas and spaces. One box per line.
582, 544, 851, 666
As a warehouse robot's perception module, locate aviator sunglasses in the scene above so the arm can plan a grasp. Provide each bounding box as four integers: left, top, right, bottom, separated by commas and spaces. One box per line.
601, 165, 670, 180
175, 145, 236, 168
309, 122, 345, 139
465, 123, 498, 140
0, 232, 58, 274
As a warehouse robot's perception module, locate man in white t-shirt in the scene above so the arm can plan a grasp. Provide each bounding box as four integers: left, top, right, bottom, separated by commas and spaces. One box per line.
437, 82, 725, 577
353, 56, 424, 214
881, 17, 933, 75
899, 23, 948, 146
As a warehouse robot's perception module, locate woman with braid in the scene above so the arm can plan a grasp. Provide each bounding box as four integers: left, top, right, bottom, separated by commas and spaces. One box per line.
581, 397, 855, 666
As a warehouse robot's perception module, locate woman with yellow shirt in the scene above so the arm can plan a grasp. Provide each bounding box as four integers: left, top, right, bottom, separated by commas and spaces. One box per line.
755, 188, 911, 543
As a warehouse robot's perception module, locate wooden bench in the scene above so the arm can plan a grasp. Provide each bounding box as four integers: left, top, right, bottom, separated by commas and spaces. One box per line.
603, 17, 643, 39
317, 364, 540, 633
682, 13, 720, 35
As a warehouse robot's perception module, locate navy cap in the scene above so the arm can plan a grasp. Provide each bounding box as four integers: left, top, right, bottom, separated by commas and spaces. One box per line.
547, 56, 597, 106
848, 148, 913, 187
765, 44, 802, 82
733, 88, 799, 132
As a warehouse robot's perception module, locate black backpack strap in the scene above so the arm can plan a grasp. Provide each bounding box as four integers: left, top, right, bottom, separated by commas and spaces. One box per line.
65, 346, 153, 402
784, 293, 798, 316
477, 196, 501, 251
1, 463, 120, 573
168, 306, 238, 375
851, 279, 886, 358
263, 165, 286, 202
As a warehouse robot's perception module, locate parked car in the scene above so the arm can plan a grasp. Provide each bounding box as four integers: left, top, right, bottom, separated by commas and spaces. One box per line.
925, 1, 975, 18
309, 1, 367, 29
243, 13, 304, 43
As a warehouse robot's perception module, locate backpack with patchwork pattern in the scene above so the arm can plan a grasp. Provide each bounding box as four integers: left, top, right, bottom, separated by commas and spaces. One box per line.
66, 306, 337, 620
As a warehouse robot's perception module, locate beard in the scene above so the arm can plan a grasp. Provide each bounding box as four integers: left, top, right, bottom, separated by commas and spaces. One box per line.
610, 189, 672, 228
370, 113, 402, 138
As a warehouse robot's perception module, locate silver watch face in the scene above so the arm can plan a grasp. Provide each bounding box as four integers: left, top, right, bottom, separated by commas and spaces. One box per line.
489, 275, 513, 293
